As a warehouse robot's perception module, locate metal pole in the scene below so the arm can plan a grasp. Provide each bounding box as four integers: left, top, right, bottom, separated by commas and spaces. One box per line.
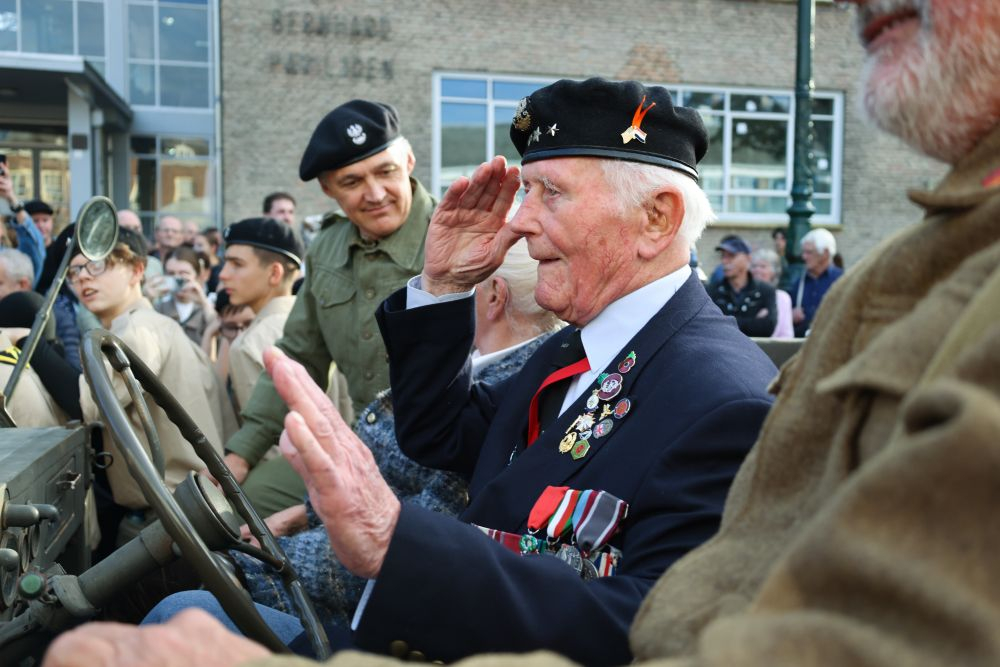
785, 0, 816, 289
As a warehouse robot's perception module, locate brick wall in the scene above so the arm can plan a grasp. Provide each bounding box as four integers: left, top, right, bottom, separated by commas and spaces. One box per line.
219, 0, 945, 270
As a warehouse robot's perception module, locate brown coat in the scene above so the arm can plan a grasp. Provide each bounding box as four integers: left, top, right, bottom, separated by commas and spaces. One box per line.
247, 125, 1000, 667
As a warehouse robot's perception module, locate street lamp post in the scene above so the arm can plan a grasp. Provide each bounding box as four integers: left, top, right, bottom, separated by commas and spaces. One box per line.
786, 0, 816, 288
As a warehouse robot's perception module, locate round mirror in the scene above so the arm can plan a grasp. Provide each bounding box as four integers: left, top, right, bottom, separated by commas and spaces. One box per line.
75, 196, 119, 261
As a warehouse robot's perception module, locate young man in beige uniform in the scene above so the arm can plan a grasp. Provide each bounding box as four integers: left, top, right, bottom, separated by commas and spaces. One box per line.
219, 217, 303, 413
66, 229, 236, 536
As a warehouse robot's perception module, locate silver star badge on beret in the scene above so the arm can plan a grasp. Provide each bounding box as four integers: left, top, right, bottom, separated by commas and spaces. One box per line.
528, 126, 542, 145
547, 124, 559, 136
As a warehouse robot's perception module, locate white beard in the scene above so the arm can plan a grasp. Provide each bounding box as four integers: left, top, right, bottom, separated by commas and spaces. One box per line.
858, 0, 1000, 164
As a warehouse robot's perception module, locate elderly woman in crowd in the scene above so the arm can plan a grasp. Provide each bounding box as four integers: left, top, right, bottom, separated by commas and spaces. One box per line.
750, 247, 793, 339
232, 239, 563, 627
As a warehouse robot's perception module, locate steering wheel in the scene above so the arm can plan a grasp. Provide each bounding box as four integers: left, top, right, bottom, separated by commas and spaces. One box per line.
80, 329, 331, 658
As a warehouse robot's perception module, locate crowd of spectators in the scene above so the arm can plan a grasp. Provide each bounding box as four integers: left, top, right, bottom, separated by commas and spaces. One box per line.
703, 228, 843, 338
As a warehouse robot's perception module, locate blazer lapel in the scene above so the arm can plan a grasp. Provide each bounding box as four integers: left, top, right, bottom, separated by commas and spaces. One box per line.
466, 274, 711, 530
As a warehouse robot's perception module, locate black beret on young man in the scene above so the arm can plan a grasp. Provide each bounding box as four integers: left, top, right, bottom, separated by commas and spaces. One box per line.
224, 217, 303, 267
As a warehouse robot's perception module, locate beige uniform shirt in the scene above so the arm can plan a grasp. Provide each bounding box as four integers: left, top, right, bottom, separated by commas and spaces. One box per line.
80, 300, 236, 510
228, 296, 354, 424
0, 333, 68, 427
229, 296, 296, 413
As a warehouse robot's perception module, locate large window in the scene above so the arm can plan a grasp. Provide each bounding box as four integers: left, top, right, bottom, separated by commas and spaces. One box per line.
434, 74, 843, 225
129, 134, 214, 235
127, 0, 211, 108
0, 0, 106, 74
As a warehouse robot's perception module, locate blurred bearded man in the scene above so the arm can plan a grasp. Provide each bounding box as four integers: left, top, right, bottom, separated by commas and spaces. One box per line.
40, 1, 1000, 666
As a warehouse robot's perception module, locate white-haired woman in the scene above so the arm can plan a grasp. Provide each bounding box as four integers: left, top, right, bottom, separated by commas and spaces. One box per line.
750, 248, 794, 339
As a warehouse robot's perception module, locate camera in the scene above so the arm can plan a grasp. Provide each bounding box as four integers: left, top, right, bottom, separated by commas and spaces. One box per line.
160, 276, 184, 295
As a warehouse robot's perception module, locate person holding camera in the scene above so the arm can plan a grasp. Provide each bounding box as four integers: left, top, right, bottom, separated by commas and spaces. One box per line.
152, 245, 218, 345
0, 154, 45, 285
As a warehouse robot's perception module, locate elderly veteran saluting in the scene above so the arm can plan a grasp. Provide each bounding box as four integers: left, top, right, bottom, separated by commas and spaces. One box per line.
342, 79, 775, 664
94, 79, 777, 666
220, 100, 436, 516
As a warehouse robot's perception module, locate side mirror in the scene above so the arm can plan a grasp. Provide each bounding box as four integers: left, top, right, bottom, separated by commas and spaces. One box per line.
75, 196, 119, 261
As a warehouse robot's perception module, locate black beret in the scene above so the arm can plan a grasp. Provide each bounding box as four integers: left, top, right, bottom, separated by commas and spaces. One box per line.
71, 225, 146, 261
113, 227, 148, 259
510, 78, 708, 181
223, 217, 303, 267
24, 199, 54, 216
299, 100, 402, 181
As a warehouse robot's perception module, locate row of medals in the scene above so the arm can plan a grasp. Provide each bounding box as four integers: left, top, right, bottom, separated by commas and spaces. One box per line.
557, 351, 636, 461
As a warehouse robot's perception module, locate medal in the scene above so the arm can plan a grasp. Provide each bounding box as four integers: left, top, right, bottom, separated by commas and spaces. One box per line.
578, 429, 592, 441
613, 398, 631, 419
519, 534, 541, 554
547, 489, 580, 540
600, 404, 613, 420
593, 547, 622, 577
559, 431, 577, 453
597, 373, 623, 401
586, 391, 599, 410
580, 556, 599, 580
575, 491, 629, 556
571, 439, 590, 460
592, 418, 613, 439
554, 544, 584, 575
617, 351, 636, 374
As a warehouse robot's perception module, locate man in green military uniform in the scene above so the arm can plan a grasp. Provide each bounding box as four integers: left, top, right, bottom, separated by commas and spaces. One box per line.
223, 100, 436, 516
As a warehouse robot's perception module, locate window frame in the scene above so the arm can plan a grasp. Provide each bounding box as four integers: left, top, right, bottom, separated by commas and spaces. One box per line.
129, 132, 216, 233
432, 72, 844, 227
0, 0, 107, 72
126, 0, 213, 109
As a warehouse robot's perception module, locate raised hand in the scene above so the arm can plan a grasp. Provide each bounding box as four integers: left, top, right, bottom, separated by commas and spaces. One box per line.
265, 347, 400, 579
421, 155, 523, 295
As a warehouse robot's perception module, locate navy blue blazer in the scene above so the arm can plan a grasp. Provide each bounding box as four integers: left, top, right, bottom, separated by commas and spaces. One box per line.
362, 273, 777, 665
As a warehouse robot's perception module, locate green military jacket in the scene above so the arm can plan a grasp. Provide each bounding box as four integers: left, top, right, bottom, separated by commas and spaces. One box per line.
227, 179, 436, 466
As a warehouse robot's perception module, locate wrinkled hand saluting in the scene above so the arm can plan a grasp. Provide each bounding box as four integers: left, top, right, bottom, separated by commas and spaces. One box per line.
421, 155, 523, 295
265, 347, 400, 579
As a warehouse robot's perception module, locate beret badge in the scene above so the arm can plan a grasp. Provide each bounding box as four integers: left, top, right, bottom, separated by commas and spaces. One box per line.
512, 97, 532, 132
347, 123, 367, 145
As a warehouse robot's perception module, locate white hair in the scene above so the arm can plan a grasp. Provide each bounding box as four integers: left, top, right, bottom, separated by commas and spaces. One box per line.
0, 248, 35, 285
751, 247, 782, 284
493, 239, 562, 336
802, 228, 836, 257
599, 160, 716, 247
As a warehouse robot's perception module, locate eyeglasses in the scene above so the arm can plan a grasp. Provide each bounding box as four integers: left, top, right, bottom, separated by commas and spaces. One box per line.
68, 259, 110, 281
220, 322, 249, 341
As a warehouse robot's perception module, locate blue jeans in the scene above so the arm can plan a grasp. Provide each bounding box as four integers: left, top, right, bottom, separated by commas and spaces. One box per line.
143, 590, 305, 645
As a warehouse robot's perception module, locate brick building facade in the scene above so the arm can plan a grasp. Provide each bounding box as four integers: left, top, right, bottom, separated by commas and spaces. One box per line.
219, 0, 945, 269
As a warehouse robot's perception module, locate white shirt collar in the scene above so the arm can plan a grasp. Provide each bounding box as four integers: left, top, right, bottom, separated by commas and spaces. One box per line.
562, 264, 691, 412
